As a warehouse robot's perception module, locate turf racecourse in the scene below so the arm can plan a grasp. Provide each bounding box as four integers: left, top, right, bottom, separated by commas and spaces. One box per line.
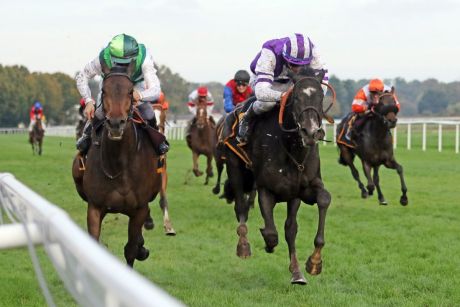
0, 134, 459, 306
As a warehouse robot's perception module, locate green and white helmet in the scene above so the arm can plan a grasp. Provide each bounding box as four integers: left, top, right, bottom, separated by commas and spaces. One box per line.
108, 34, 139, 64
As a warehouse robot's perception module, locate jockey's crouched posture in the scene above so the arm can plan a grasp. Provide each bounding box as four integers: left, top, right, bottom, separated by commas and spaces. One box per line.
345, 79, 401, 140
237, 33, 329, 144
29, 101, 46, 131
75, 33, 169, 156
185, 86, 215, 138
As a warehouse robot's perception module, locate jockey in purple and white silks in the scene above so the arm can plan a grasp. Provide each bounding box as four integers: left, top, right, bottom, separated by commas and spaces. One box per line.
75, 33, 169, 155
237, 33, 329, 143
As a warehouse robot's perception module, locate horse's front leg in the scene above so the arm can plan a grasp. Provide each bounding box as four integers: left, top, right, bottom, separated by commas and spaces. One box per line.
306, 180, 331, 276
373, 166, 387, 205
192, 151, 203, 177
212, 156, 224, 195
38, 140, 42, 155
258, 187, 278, 253
125, 205, 150, 267
204, 154, 213, 185
385, 158, 408, 206
159, 171, 176, 235
285, 198, 306, 284
362, 161, 374, 196
339, 146, 368, 198
87, 204, 105, 240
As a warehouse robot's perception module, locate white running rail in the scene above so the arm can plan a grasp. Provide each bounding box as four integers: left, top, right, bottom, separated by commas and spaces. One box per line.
0, 173, 183, 307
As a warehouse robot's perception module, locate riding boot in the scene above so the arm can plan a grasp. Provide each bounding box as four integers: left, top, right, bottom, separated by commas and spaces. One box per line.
345, 113, 357, 141
237, 104, 256, 144
76, 120, 93, 154
145, 118, 169, 155
76, 118, 104, 155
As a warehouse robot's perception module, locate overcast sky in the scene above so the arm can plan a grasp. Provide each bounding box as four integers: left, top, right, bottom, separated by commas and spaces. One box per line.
1, 0, 459, 84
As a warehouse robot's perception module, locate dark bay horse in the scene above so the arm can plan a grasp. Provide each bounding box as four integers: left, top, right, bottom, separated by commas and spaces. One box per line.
72, 63, 162, 267
337, 88, 408, 206
186, 101, 216, 185
223, 68, 334, 284
143, 103, 176, 235
29, 117, 44, 155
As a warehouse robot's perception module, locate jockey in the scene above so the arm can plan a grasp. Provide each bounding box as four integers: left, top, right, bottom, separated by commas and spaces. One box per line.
346, 78, 400, 140
223, 70, 253, 113
75, 33, 169, 155
29, 101, 46, 131
237, 33, 329, 143
185, 86, 215, 137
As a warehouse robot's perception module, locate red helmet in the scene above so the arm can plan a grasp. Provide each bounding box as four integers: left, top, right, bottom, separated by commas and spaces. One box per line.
197, 86, 208, 97
369, 79, 384, 92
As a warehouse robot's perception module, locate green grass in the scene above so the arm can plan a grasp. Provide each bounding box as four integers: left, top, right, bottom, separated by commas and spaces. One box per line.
0, 134, 459, 306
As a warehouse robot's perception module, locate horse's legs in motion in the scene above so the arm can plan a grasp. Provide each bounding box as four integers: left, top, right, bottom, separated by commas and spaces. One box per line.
306, 184, 331, 276
362, 161, 375, 196
258, 187, 278, 253
159, 168, 176, 235
385, 158, 409, 206
204, 154, 213, 185
230, 167, 251, 258
373, 166, 387, 205
87, 204, 106, 240
339, 146, 368, 198
38, 139, 42, 155
144, 207, 155, 230
247, 185, 256, 209
192, 151, 203, 177
212, 156, 224, 194
125, 206, 150, 267
285, 198, 306, 284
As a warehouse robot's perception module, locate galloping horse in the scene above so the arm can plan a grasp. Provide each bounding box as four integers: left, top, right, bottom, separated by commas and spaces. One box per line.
144, 102, 176, 235
337, 88, 408, 206
29, 117, 44, 155
72, 63, 162, 267
186, 100, 216, 185
223, 68, 334, 284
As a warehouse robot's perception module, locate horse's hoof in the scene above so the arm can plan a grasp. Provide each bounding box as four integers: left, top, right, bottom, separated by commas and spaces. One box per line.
400, 196, 408, 206
193, 170, 203, 177
212, 186, 220, 194
237, 242, 251, 258
136, 247, 150, 261
164, 228, 176, 236
260, 229, 278, 252
265, 246, 275, 253
208, 172, 214, 178
291, 272, 307, 285
379, 200, 388, 205
144, 220, 154, 230
361, 191, 368, 199
306, 256, 322, 275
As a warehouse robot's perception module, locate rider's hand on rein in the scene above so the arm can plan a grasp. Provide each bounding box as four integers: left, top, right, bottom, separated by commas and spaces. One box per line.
84, 100, 95, 119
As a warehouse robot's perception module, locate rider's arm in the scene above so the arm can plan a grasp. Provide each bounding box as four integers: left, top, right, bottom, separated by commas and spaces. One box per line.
75, 56, 102, 105
351, 89, 368, 113
223, 85, 234, 113
138, 50, 161, 102
309, 45, 329, 95
253, 48, 282, 102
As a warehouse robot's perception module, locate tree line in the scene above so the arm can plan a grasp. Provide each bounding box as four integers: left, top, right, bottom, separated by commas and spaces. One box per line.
0, 64, 459, 127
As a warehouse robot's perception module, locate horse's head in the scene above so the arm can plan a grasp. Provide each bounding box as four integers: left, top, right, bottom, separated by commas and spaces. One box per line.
373, 87, 399, 129
195, 100, 208, 130
101, 62, 135, 140
283, 67, 332, 147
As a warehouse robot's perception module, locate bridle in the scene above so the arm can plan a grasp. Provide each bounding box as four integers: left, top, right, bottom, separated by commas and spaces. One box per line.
278, 77, 336, 134
101, 72, 135, 121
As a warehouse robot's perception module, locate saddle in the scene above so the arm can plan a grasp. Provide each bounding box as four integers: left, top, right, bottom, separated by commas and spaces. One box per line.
219, 101, 254, 167
336, 112, 371, 148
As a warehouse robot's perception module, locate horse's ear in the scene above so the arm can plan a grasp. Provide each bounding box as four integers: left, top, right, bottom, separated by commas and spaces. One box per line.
101, 61, 110, 75
314, 69, 325, 83
391, 86, 395, 94
126, 59, 136, 77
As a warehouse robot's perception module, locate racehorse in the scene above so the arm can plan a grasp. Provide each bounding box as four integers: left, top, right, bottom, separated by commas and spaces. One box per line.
71, 63, 162, 267
29, 117, 44, 155
144, 102, 176, 235
336, 88, 408, 206
223, 67, 334, 284
186, 100, 216, 185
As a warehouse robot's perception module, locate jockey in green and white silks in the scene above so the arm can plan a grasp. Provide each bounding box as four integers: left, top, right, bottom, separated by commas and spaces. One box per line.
75, 33, 169, 155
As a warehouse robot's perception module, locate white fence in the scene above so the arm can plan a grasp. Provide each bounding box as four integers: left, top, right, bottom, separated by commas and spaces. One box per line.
0, 173, 183, 307
2, 118, 460, 153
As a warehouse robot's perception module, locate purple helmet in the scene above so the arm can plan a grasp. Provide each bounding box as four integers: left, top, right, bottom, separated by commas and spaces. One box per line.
282, 34, 313, 65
